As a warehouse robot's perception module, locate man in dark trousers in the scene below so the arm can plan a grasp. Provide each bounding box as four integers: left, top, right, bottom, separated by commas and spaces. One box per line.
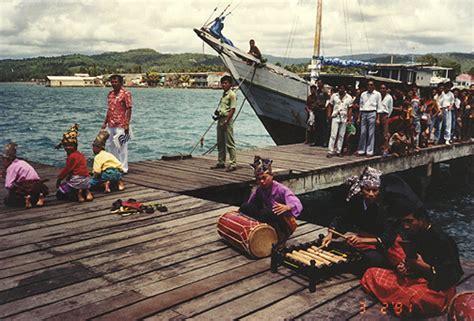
312, 80, 330, 146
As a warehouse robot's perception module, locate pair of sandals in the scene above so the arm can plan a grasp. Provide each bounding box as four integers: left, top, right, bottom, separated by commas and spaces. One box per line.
110, 198, 168, 216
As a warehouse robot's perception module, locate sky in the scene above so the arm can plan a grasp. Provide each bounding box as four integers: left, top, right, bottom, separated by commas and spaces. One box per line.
0, 0, 473, 60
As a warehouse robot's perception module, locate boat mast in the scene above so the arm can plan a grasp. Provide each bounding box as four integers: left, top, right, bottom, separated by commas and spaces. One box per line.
309, 0, 322, 84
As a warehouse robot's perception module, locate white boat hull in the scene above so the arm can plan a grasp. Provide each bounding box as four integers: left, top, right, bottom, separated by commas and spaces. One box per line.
195, 28, 310, 144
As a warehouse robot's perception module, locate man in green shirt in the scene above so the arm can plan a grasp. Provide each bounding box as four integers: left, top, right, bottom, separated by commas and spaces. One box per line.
211, 75, 237, 172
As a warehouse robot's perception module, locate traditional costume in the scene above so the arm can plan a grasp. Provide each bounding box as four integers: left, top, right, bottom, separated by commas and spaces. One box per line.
90, 130, 124, 189
329, 167, 397, 267
56, 124, 91, 200
2, 143, 49, 207
239, 156, 302, 242
361, 195, 463, 318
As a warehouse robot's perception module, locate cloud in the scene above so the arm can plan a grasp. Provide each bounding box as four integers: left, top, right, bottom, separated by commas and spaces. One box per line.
0, 0, 472, 59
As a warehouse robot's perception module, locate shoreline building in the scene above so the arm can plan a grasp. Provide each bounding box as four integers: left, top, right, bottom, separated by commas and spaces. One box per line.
455, 73, 474, 88
45, 74, 103, 87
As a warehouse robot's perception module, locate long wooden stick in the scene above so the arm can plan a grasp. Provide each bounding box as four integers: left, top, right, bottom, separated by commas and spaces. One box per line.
328, 228, 350, 240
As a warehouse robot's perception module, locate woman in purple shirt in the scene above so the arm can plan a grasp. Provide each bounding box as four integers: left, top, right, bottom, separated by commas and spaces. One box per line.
240, 156, 303, 243
2, 143, 49, 208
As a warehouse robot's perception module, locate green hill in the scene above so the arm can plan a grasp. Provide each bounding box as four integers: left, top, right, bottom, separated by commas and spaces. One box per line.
0, 49, 224, 82
1, 49, 472, 82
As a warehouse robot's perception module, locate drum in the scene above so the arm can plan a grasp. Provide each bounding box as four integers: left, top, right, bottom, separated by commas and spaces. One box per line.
217, 211, 278, 258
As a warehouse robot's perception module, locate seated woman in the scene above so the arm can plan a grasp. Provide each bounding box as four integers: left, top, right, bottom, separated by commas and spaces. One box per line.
322, 167, 398, 269
361, 198, 463, 318
240, 156, 302, 244
2, 142, 48, 208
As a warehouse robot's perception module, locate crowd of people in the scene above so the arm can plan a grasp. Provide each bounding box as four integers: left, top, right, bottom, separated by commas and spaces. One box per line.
305, 80, 474, 158
2, 74, 132, 208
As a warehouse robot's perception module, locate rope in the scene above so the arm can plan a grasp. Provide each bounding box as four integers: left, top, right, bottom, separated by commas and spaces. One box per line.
342, 0, 354, 59
357, 0, 372, 54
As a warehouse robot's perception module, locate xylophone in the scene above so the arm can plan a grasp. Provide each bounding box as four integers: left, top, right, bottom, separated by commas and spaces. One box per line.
271, 234, 362, 292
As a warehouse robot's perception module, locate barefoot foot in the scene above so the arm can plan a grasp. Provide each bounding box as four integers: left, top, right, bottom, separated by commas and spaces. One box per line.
78, 189, 85, 202
25, 195, 32, 209
118, 180, 125, 191
104, 181, 111, 193
85, 190, 94, 202
36, 193, 45, 207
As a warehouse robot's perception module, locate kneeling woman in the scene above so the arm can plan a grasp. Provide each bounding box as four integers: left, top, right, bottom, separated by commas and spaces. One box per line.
2, 143, 49, 208
240, 156, 302, 243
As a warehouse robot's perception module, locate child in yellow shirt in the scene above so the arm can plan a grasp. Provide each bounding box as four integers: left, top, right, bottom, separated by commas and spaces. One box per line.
90, 130, 125, 193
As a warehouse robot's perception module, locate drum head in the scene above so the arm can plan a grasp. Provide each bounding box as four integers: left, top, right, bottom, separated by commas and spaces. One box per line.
248, 224, 278, 258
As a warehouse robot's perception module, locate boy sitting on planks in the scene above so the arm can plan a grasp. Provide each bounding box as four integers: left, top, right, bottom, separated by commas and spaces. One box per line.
90, 130, 125, 193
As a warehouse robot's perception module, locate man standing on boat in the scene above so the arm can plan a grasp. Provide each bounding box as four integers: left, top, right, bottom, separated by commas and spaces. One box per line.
211, 75, 237, 172
357, 81, 382, 157
312, 80, 330, 147
102, 74, 132, 174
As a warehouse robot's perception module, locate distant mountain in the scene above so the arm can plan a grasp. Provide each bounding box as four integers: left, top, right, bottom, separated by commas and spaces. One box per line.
0, 49, 472, 82
0, 49, 224, 82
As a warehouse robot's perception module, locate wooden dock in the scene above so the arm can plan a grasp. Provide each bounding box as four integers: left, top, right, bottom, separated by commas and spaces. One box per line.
0, 142, 473, 320
127, 141, 473, 204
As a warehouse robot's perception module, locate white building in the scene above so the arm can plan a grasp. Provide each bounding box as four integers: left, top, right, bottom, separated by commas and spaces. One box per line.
46, 74, 102, 87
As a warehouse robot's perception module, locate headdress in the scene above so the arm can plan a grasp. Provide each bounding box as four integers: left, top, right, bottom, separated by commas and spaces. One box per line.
250, 155, 272, 176
2, 142, 17, 160
56, 124, 79, 149
93, 129, 110, 149
345, 166, 382, 201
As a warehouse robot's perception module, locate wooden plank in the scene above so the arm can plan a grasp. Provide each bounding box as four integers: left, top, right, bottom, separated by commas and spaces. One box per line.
0, 193, 194, 252
0, 202, 231, 278
91, 260, 271, 321
5, 249, 234, 320
35, 224, 323, 321
87, 226, 325, 320
0, 277, 111, 319
0, 188, 171, 235
155, 268, 296, 319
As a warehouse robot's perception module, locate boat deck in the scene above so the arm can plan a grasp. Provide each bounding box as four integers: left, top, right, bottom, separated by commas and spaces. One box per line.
0, 142, 473, 320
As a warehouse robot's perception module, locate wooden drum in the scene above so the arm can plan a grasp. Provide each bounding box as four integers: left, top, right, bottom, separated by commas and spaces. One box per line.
217, 211, 278, 258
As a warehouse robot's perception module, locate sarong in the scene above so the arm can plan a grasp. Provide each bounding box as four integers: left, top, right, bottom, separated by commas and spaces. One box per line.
90, 168, 123, 187
361, 235, 456, 317
361, 267, 455, 317
4, 179, 49, 207
58, 175, 90, 194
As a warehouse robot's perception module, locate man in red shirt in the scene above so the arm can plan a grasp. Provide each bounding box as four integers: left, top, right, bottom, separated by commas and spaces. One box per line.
102, 74, 132, 174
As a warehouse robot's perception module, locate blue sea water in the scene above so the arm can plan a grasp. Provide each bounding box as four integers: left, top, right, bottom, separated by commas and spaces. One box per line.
0, 83, 274, 167
1, 83, 472, 258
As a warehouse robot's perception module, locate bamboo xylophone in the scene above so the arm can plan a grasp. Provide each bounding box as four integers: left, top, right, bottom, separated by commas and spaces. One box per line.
271, 234, 362, 292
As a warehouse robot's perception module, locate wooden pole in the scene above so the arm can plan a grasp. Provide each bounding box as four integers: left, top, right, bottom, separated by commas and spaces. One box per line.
313, 0, 323, 57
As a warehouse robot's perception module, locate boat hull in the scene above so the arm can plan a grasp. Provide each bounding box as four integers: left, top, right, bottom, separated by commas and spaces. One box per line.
195, 28, 309, 145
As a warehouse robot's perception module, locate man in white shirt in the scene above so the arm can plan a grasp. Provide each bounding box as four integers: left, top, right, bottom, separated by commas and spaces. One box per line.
436, 84, 455, 145
377, 84, 393, 157
357, 81, 382, 157
326, 85, 353, 157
